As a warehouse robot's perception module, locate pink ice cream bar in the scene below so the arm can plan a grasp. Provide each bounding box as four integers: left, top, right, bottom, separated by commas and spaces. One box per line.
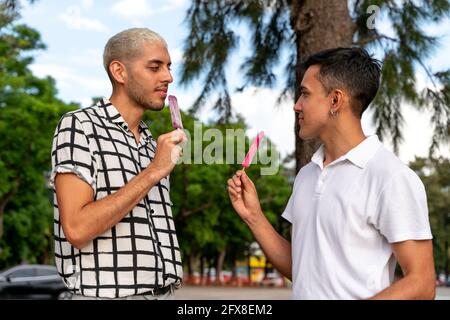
242, 131, 265, 169
168, 95, 184, 129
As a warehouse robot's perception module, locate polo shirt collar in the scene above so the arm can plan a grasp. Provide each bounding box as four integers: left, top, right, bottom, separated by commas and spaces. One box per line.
311, 145, 326, 169
344, 135, 381, 168
311, 135, 382, 169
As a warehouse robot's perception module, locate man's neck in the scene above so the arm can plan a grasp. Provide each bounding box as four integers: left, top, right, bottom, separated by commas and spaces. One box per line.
320, 119, 367, 167
109, 92, 144, 133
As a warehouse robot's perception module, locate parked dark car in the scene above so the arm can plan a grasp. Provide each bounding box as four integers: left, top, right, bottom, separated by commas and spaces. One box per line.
0, 264, 68, 299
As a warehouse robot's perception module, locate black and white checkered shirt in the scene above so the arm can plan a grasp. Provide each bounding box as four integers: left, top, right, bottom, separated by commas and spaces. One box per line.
50, 98, 183, 298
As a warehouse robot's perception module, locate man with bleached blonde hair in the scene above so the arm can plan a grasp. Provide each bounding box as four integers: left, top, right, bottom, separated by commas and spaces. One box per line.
51, 28, 186, 300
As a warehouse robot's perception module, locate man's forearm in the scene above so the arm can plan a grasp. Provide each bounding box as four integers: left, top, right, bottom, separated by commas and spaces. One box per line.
245, 212, 292, 280
68, 164, 162, 248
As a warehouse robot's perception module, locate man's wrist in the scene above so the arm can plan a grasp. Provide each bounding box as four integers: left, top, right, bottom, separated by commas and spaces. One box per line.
244, 208, 265, 228
145, 164, 163, 184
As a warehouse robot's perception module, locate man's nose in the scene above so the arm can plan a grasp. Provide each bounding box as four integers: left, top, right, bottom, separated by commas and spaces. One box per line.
162, 67, 173, 84
293, 98, 302, 112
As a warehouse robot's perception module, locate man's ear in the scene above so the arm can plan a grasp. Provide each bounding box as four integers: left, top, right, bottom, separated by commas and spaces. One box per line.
331, 89, 345, 112
109, 60, 127, 85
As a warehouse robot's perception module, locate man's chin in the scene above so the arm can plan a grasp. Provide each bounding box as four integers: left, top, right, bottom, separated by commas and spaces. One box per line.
143, 100, 164, 111
299, 130, 314, 141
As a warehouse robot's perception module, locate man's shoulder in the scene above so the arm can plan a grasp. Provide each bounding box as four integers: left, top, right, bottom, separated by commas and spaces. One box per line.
298, 162, 317, 175
59, 105, 103, 126
366, 145, 422, 186
292, 162, 317, 186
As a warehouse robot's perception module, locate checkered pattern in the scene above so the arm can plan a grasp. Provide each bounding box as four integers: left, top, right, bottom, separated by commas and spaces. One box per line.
50, 98, 183, 298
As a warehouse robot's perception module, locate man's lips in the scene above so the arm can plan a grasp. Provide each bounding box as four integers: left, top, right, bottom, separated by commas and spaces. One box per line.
156, 88, 168, 97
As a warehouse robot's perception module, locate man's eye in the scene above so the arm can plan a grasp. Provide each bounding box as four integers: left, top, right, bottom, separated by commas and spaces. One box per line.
149, 66, 159, 71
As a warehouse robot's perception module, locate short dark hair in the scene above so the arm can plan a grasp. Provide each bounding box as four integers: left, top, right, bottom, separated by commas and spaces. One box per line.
302, 47, 382, 117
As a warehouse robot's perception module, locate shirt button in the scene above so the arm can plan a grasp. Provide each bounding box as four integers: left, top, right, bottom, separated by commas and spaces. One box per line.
150, 209, 154, 214
158, 242, 162, 246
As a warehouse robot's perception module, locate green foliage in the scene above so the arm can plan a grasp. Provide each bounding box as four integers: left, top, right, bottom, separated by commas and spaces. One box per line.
0, 2, 77, 268
142, 107, 292, 271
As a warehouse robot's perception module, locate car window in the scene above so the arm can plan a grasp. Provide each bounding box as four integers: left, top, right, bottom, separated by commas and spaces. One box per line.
8, 268, 35, 278
34, 267, 58, 277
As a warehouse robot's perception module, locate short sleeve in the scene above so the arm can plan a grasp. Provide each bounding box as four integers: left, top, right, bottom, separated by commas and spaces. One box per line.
281, 172, 302, 224
281, 193, 294, 223
50, 113, 96, 191
372, 169, 432, 243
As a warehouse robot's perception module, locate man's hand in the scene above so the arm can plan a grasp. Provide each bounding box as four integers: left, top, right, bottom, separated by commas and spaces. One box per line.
227, 170, 292, 279
227, 170, 263, 224
150, 129, 187, 180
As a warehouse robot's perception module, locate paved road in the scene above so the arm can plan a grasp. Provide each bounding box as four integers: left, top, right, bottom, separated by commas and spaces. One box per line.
176, 285, 450, 300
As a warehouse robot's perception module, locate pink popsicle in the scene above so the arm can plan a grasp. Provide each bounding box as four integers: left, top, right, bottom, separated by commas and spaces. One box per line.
168, 95, 184, 129
242, 131, 265, 169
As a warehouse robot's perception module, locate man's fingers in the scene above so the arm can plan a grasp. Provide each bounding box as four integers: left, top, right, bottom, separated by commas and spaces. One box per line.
232, 174, 242, 187
227, 179, 241, 193
227, 186, 240, 199
167, 129, 186, 144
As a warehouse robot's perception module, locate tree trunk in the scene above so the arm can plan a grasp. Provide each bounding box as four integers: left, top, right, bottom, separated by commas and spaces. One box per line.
185, 254, 192, 284
215, 249, 226, 285
290, 0, 354, 172
0, 186, 18, 240
206, 257, 213, 285
199, 255, 204, 285
0, 214, 3, 242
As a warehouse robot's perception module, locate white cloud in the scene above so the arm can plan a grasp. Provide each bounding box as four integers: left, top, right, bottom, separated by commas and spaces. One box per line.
111, 0, 153, 18
67, 48, 103, 67
81, 0, 94, 9
29, 63, 110, 94
166, 86, 295, 158
60, 6, 109, 32
169, 47, 183, 64
160, 0, 188, 12
362, 103, 449, 164
111, 0, 188, 18
396, 104, 450, 163
225, 87, 295, 158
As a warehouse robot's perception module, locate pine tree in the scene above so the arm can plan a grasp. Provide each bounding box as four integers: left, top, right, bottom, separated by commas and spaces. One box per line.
180, 0, 450, 172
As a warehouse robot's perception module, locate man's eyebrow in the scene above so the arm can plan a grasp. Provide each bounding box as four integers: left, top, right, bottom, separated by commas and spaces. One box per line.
300, 85, 310, 92
147, 59, 171, 66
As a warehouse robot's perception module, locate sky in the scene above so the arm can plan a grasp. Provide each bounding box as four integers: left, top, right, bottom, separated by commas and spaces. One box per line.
18, 0, 450, 164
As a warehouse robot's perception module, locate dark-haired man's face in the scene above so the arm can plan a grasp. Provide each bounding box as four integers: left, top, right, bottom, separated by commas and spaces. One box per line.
124, 40, 173, 111
293, 65, 332, 140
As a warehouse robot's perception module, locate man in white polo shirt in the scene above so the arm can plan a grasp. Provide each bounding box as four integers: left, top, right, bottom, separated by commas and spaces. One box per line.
227, 47, 435, 299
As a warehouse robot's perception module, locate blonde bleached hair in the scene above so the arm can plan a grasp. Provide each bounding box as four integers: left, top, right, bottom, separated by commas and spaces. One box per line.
103, 28, 167, 85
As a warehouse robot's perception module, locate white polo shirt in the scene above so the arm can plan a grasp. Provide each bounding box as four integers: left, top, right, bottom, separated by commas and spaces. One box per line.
282, 135, 432, 300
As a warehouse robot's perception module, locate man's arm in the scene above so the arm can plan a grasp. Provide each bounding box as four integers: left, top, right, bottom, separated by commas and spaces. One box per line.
55, 129, 186, 250
227, 170, 292, 280
369, 239, 436, 300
